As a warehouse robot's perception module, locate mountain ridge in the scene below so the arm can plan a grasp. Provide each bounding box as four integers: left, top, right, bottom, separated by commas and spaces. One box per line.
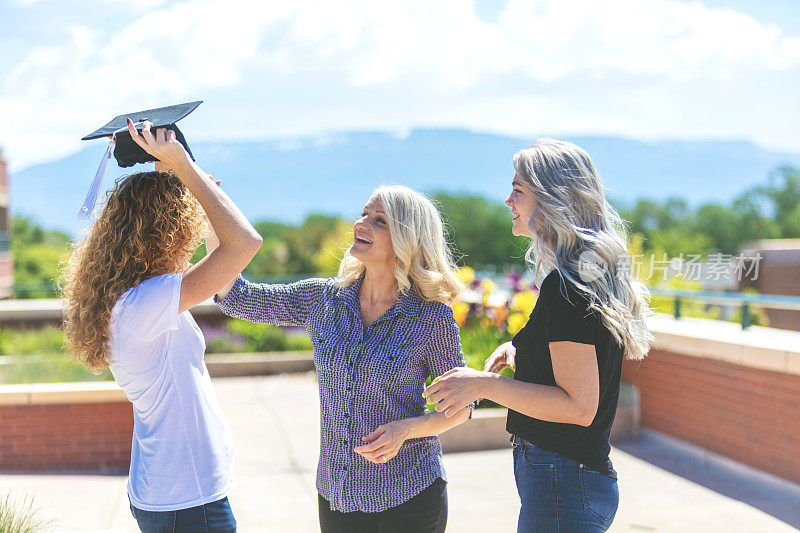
10, 128, 800, 237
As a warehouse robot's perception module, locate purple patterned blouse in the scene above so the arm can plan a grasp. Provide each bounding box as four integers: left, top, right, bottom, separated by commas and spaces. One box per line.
216, 274, 466, 512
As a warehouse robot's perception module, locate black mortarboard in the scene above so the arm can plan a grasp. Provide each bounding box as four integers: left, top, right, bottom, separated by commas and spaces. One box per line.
78, 101, 202, 219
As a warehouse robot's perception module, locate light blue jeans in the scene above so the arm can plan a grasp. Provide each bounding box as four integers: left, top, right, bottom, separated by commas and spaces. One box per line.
513, 438, 618, 532
129, 496, 237, 533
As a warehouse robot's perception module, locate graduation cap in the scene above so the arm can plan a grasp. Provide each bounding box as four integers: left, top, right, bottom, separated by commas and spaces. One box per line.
78, 101, 202, 219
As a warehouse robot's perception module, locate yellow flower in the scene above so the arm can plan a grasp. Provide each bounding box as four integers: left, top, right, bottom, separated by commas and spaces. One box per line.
507, 312, 527, 335
481, 279, 496, 307
452, 301, 469, 326
456, 266, 475, 285
510, 290, 537, 316
481, 279, 496, 294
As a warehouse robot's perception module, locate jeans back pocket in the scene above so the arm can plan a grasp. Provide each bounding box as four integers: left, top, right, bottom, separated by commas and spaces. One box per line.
578, 465, 619, 525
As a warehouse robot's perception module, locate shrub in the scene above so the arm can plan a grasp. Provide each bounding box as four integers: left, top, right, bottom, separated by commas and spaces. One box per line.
0, 492, 49, 533
0, 327, 66, 356
205, 320, 313, 354
0, 353, 112, 384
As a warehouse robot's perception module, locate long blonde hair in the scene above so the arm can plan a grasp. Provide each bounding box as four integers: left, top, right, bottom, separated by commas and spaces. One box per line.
514, 139, 653, 359
337, 185, 463, 306
61, 171, 204, 371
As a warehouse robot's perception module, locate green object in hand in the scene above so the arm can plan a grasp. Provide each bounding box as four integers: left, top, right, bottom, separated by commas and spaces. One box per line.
425, 376, 441, 406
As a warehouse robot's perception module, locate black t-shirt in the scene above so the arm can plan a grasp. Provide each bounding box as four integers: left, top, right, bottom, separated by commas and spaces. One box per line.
506, 269, 623, 478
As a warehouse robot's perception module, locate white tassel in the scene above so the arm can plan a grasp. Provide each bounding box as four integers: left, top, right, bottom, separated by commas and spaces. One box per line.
77, 121, 145, 220
78, 138, 113, 220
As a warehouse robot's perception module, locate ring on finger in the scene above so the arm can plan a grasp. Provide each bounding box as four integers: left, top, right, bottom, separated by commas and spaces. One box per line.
381, 454, 387, 462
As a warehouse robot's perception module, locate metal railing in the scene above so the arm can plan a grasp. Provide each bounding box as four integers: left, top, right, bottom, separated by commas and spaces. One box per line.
647, 287, 800, 330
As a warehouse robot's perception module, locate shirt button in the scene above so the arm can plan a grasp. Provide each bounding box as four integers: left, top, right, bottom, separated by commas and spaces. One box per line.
579, 464, 584, 468
346, 386, 352, 391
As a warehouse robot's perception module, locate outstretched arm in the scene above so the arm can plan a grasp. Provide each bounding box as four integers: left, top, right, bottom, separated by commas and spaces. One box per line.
424, 341, 600, 426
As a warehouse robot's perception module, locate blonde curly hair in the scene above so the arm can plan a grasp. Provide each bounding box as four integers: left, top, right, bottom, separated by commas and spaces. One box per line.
61, 171, 204, 372
337, 185, 464, 306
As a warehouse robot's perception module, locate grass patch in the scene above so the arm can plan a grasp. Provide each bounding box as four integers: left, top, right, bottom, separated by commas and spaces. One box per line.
0, 492, 50, 533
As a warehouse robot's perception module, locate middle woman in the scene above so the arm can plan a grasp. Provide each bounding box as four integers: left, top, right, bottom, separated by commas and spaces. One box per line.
211, 185, 470, 533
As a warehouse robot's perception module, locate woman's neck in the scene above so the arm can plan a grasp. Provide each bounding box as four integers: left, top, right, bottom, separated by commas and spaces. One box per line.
360, 262, 398, 307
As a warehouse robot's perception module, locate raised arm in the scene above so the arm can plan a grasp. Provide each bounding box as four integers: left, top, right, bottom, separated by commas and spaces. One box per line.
128, 120, 262, 313
203, 218, 237, 300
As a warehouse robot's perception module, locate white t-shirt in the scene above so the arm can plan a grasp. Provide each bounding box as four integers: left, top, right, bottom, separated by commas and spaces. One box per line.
108, 273, 234, 511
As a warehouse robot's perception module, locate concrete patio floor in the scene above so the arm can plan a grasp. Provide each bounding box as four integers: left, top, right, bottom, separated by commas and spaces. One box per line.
2, 373, 799, 532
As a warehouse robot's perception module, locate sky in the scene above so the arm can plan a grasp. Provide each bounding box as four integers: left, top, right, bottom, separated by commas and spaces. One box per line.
1, 0, 799, 172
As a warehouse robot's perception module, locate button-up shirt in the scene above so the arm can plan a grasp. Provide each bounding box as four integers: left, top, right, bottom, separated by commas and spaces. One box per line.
216, 274, 466, 512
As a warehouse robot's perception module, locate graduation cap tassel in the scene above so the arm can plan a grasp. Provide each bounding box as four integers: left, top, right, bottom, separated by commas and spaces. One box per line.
78, 137, 114, 220
77, 121, 147, 220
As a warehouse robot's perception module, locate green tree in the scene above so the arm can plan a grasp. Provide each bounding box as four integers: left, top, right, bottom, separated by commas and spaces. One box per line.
763, 165, 800, 237
692, 203, 741, 254
11, 217, 70, 298
431, 192, 528, 269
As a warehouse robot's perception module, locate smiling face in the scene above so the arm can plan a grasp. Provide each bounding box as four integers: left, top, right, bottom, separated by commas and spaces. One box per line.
350, 193, 396, 267
505, 174, 539, 238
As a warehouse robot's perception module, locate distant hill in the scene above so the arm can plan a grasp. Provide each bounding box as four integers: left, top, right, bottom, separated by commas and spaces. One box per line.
10, 129, 800, 237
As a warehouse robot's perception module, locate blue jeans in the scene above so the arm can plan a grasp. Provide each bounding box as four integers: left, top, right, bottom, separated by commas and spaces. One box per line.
513, 438, 618, 532
129, 496, 237, 533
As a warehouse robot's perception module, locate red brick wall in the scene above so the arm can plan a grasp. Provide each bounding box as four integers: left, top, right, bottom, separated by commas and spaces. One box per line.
0, 401, 132, 472
622, 349, 800, 484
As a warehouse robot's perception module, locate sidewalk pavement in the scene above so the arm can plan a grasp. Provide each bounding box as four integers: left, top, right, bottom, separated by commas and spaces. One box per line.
2, 373, 798, 532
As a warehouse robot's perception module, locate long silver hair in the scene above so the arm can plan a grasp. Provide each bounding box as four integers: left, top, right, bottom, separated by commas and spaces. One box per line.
514, 139, 653, 359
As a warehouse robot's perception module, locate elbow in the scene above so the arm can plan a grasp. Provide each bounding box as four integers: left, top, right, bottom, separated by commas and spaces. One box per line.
245, 232, 263, 256
574, 406, 597, 427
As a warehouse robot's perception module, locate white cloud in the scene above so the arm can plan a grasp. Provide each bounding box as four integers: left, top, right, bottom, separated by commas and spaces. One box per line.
2, 0, 800, 170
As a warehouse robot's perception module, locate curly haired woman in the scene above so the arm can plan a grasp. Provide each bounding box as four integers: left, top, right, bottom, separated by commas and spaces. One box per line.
208, 185, 470, 533
423, 139, 653, 532
62, 120, 262, 532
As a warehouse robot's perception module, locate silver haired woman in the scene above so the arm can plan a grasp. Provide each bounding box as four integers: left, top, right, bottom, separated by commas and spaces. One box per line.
423, 139, 653, 532
208, 185, 470, 533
